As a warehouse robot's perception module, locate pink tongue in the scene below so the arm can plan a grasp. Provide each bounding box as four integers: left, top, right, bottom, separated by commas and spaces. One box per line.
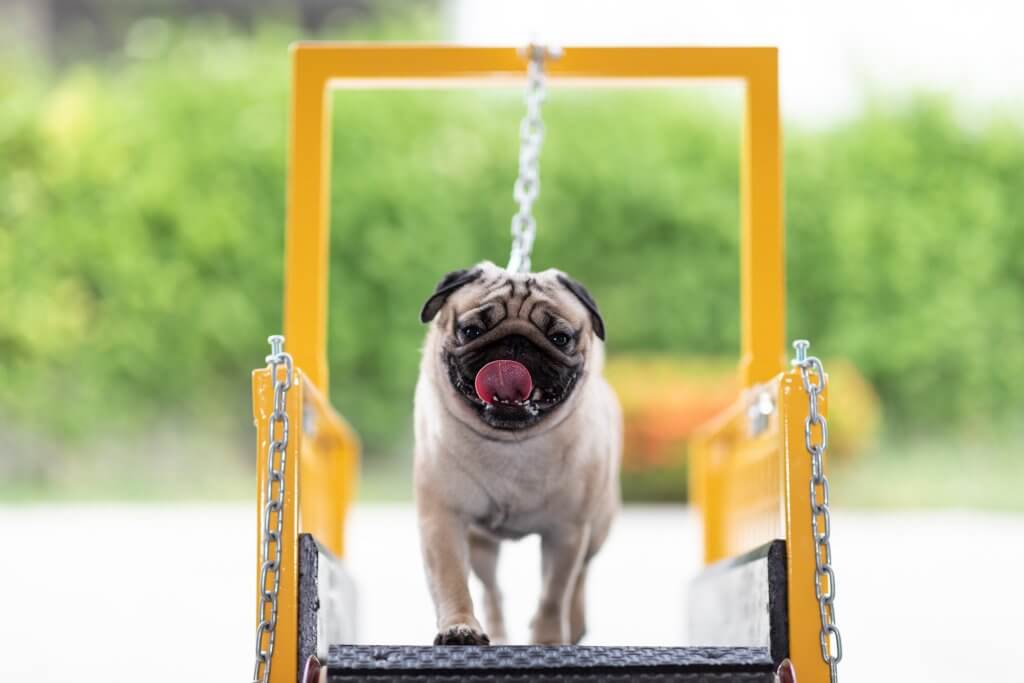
474, 360, 534, 405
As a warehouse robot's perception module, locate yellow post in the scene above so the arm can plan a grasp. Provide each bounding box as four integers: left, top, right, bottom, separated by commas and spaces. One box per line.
740, 52, 785, 387
781, 369, 831, 682
284, 48, 333, 393
253, 365, 302, 683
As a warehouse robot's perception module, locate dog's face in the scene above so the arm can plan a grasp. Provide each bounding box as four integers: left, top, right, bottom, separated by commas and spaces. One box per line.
421, 261, 605, 432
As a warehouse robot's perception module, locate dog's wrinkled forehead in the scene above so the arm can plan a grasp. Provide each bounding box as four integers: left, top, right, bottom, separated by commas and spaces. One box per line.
421, 261, 605, 340
455, 269, 567, 321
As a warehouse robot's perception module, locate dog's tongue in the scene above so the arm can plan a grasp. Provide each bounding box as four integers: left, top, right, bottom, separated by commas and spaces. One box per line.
474, 360, 533, 405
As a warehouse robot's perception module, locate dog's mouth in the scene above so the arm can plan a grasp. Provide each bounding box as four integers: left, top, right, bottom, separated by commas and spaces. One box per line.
445, 343, 579, 431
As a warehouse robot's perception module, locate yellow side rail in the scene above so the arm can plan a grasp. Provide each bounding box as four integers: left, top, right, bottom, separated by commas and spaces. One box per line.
254, 43, 833, 683
253, 360, 359, 683
690, 370, 830, 680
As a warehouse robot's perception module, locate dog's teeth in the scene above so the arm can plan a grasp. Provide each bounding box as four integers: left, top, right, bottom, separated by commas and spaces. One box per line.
531, 388, 542, 401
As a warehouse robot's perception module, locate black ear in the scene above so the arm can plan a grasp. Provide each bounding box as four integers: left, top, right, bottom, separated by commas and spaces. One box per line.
557, 274, 605, 341
420, 268, 483, 323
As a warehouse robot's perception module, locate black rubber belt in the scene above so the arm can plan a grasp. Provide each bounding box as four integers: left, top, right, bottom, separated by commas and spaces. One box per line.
326, 645, 776, 682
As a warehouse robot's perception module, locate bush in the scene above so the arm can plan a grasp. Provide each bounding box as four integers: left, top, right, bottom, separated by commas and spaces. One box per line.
605, 355, 882, 501
2, 26, 1024, 468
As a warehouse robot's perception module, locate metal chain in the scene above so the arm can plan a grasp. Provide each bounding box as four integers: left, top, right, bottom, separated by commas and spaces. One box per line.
792, 340, 842, 682
507, 45, 560, 273
252, 335, 294, 683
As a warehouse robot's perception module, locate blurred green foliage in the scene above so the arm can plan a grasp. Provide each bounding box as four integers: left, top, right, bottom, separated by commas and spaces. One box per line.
3, 24, 1024, 466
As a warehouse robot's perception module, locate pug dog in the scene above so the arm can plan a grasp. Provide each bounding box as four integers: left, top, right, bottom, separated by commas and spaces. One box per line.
413, 260, 622, 646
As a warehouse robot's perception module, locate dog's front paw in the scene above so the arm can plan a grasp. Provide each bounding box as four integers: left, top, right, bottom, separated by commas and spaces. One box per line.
434, 623, 491, 646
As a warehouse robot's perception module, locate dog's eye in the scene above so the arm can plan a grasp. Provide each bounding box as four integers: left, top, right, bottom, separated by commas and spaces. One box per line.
549, 332, 571, 347
460, 325, 483, 342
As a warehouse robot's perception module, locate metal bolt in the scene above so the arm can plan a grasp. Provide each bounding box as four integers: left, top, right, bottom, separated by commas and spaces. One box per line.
518, 43, 563, 61
793, 339, 810, 364
776, 659, 797, 683
268, 335, 285, 356
301, 656, 322, 683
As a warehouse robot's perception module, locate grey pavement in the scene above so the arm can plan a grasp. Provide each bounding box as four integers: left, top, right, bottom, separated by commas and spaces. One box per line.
1, 504, 1020, 682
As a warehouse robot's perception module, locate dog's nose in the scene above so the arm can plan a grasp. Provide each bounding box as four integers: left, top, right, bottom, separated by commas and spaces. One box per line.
502, 335, 530, 360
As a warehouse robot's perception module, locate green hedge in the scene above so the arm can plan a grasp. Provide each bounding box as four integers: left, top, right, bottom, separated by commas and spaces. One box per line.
3, 27, 1024, 460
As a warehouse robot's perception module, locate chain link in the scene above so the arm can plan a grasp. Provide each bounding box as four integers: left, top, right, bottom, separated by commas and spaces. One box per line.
507, 45, 560, 273
792, 340, 842, 682
252, 335, 294, 683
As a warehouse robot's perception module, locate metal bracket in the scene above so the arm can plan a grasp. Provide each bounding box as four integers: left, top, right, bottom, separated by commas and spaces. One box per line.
747, 386, 776, 437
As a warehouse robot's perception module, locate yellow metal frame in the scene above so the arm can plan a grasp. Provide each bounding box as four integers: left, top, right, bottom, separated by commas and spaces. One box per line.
253, 43, 831, 683
282, 44, 784, 390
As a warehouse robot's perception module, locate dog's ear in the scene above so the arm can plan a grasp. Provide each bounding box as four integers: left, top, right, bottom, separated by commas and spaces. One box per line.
557, 274, 605, 341
420, 268, 483, 323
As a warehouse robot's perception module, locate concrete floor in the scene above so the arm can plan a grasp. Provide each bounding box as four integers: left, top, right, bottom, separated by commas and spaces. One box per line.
2, 504, 1020, 681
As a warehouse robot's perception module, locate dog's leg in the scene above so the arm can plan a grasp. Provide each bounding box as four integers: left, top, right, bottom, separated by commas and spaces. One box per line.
569, 561, 588, 644
468, 527, 507, 644
530, 525, 590, 644
417, 501, 489, 645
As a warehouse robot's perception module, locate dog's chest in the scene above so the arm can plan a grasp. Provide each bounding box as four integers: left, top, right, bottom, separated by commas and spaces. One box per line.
454, 441, 575, 538
470, 476, 553, 539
